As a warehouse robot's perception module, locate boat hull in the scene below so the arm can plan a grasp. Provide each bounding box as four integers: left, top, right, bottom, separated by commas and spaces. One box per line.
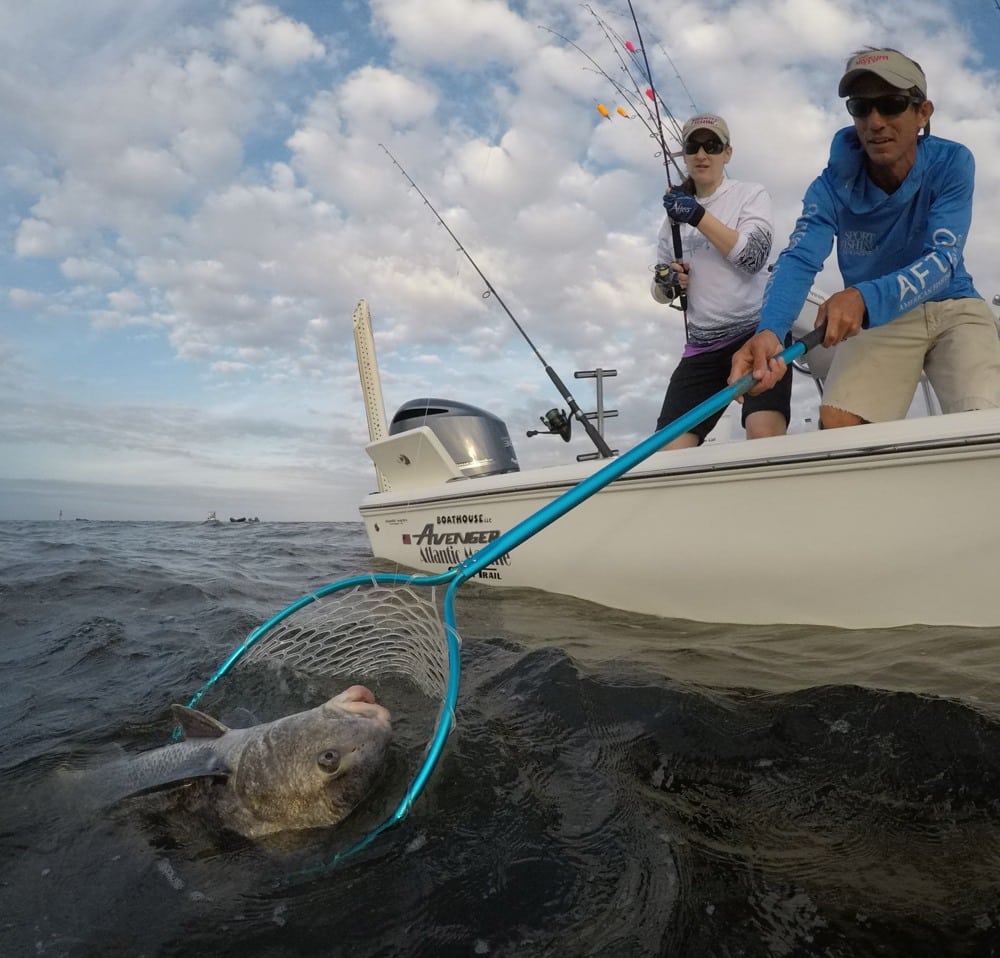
360, 410, 1000, 629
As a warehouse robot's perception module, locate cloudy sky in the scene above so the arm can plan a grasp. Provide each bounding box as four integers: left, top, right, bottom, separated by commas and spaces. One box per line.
2, 0, 999, 521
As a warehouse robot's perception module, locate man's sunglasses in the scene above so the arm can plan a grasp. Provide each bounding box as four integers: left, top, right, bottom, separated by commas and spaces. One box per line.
846, 94, 924, 118
684, 138, 726, 155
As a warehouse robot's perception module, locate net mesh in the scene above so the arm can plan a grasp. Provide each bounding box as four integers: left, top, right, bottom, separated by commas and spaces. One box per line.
237, 581, 452, 700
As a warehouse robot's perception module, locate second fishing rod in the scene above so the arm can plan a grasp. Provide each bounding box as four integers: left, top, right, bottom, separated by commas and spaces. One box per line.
623, 0, 688, 318
379, 142, 614, 460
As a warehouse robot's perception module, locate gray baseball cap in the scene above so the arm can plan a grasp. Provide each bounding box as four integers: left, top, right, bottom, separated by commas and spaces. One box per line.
838, 49, 927, 97
681, 113, 730, 145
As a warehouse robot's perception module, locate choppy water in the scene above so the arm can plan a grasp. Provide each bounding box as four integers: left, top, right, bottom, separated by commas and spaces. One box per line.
2, 519, 1000, 957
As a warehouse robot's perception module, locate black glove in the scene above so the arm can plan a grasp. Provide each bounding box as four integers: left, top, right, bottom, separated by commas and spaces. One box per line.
663, 188, 705, 227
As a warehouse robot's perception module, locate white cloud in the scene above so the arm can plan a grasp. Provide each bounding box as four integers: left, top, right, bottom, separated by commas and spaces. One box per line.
59, 257, 122, 286
106, 288, 146, 311
9, 288, 49, 308
222, 2, 326, 69
371, 0, 537, 66
15, 219, 75, 258
1, 0, 998, 520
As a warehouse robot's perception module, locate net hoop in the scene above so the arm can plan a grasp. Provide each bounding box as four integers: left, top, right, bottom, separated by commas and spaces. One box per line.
185, 570, 462, 866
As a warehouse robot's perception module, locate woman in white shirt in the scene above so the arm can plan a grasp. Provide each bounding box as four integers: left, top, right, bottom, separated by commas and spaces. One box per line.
651, 113, 788, 448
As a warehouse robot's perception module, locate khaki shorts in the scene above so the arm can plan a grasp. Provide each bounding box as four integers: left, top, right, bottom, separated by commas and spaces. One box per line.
822, 298, 1000, 422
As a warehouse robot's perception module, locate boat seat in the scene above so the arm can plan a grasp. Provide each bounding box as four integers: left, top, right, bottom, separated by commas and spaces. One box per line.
365, 426, 465, 492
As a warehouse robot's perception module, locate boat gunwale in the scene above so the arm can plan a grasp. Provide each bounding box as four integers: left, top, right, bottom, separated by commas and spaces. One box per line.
360, 418, 1000, 512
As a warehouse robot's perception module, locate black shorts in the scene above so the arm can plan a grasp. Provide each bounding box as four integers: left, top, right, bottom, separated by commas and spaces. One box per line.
655, 333, 793, 442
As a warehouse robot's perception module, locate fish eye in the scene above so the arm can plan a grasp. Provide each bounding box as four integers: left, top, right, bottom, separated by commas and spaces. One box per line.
317, 749, 342, 774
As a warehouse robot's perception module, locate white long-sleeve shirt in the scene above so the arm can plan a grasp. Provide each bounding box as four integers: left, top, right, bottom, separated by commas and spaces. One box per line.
652, 179, 774, 351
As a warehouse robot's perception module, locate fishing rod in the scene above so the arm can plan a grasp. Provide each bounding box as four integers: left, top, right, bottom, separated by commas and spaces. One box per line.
537, 26, 659, 154
624, 0, 688, 316
624, 2, 675, 188
379, 143, 614, 459
537, 21, 685, 182
583, 4, 685, 147
544, 6, 689, 322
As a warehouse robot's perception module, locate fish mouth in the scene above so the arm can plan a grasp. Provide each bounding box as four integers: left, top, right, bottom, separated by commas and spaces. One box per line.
328, 684, 392, 726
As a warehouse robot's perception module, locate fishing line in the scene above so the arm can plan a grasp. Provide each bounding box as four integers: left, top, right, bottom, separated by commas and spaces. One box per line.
583, 4, 685, 149
378, 142, 613, 459
539, 23, 661, 144
537, 20, 685, 181
657, 41, 698, 116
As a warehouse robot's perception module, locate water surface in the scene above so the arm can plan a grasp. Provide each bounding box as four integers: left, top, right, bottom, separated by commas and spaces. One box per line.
2, 520, 999, 956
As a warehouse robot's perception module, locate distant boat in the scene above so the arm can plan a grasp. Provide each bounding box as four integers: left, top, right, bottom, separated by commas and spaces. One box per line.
228, 517, 261, 523
203, 512, 223, 526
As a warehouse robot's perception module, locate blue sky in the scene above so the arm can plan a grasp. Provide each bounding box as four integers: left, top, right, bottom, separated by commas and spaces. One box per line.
2, 0, 999, 521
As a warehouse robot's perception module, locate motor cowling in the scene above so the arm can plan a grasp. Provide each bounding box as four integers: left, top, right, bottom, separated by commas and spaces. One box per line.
389, 398, 520, 478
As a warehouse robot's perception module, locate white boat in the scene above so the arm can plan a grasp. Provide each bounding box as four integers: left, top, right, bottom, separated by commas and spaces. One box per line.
352, 300, 1000, 630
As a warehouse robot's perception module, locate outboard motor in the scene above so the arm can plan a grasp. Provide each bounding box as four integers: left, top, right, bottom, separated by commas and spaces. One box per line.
389, 398, 520, 478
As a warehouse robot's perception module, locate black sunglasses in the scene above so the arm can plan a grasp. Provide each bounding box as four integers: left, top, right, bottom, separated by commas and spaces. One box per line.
846, 94, 924, 118
684, 138, 726, 155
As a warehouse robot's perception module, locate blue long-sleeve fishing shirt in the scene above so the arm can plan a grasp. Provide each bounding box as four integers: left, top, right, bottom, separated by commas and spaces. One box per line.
758, 126, 982, 340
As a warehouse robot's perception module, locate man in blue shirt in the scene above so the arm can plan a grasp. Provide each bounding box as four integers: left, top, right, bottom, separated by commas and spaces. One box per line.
730, 47, 1000, 426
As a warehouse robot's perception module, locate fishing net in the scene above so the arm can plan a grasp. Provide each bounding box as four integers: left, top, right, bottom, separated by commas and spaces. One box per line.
237, 582, 450, 699
184, 573, 460, 869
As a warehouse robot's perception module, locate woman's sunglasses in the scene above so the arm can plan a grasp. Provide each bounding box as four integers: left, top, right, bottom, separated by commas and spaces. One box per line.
846, 94, 924, 118
684, 138, 726, 155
